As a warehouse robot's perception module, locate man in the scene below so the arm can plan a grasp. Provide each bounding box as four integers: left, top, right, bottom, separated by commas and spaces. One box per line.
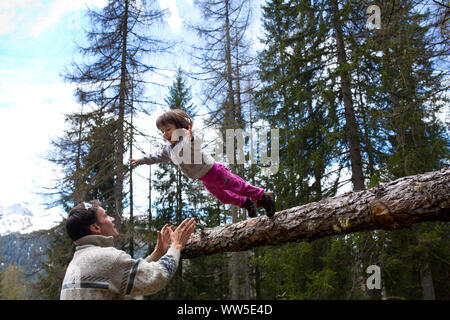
60, 200, 196, 300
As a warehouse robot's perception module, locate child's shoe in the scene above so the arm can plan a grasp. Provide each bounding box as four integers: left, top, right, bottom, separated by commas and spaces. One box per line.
242, 198, 257, 218
256, 192, 276, 217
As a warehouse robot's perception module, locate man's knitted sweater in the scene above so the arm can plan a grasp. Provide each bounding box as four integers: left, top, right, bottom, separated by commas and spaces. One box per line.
60, 235, 180, 300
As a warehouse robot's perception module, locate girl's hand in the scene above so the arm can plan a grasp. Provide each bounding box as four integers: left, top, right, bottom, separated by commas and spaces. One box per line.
182, 125, 193, 141
129, 158, 139, 166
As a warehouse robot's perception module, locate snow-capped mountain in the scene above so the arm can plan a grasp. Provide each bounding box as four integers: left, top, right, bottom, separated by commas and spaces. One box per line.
0, 202, 63, 236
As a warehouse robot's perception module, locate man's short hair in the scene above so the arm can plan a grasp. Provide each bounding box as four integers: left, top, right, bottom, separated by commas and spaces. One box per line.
66, 200, 102, 241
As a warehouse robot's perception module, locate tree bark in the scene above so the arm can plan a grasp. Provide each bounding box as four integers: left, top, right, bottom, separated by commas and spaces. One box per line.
128, 97, 134, 257
419, 259, 436, 300
114, 0, 129, 231
330, 0, 365, 191
182, 168, 450, 259
74, 106, 84, 204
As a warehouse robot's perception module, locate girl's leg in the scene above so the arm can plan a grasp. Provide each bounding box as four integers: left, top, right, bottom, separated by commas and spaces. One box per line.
200, 163, 264, 204
201, 180, 246, 207
219, 165, 264, 202
202, 163, 276, 217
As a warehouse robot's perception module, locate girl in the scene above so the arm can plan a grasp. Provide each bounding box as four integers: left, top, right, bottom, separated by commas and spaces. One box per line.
129, 109, 275, 217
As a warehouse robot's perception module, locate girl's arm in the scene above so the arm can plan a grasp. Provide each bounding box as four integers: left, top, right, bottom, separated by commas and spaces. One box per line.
129, 158, 141, 166
129, 146, 171, 166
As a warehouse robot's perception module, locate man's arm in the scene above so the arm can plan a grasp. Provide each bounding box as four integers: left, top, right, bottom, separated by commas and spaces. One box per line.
119, 218, 196, 298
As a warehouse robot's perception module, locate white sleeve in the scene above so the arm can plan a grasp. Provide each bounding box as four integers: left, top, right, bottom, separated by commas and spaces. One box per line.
139, 146, 171, 165
123, 247, 180, 297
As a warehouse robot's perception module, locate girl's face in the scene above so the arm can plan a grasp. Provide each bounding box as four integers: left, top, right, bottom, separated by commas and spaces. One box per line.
160, 123, 178, 144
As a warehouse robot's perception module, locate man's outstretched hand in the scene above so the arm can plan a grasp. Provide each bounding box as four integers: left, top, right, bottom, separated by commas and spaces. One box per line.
149, 224, 175, 261
169, 218, 196, 251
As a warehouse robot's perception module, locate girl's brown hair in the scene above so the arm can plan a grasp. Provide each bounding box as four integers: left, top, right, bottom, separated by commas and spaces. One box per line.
156, 109, 193, 130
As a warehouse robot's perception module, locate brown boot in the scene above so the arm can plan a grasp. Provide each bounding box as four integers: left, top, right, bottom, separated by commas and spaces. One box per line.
241, 198, 257, 218
256, 192, 276, 217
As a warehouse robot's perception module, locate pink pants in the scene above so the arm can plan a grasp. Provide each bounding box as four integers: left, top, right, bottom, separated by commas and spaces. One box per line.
199, 162, 264, 207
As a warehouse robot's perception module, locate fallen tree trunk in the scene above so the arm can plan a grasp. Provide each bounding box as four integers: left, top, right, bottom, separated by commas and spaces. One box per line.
182, 168, 450, 259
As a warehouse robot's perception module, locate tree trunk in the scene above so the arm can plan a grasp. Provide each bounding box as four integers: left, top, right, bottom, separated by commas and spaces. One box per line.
224, 0, 236, 123
223, 0, 246, 300
115, 0, 129, 231
175, 167, 183, 299
147, 142, 153, 257
330, 0, 364, 191
129, 98, 134, 257
419, 253, 436, 300
74, 106, 84, 204
182, 168, 450, 259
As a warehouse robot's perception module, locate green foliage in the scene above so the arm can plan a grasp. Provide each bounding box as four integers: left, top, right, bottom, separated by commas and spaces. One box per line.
377, 222, 450, 300
255, 0, 338, 210
251, 242, 314, 299
34, 222, 75, 300
0, 263, 26, 300
251, 237, 367, 300
24, 0, 448, 300
153, 253, 231, 300
251, 0, 449, 300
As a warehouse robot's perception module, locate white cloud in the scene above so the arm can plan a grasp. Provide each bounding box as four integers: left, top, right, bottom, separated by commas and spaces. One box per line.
0, 0, 36, 11
0, 0, 108, 38
28, 0, 107, 38
28, 2, 74, 37
159, 0, 183, 34
0, 0, 38, 35
0, 10, 18, 35
0, 82, 79, 205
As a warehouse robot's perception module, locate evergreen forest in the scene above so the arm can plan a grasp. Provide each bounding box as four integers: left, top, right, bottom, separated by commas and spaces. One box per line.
1, 0, 448, 300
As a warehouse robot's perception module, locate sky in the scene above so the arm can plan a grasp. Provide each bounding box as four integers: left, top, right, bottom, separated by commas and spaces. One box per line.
0, 0, 265, 219
0, 0, 188, 212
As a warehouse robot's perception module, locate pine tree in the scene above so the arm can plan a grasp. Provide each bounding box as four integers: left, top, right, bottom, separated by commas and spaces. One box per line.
38, 1, 172, 299
150, 70, 200, 299
32, 223, 75, 300
347, 0, 450, 300
64, 0, 170, 231
342, 0, 449, 300
0, 263, 26, 300
253, 0, 449, 300
152, 70, 198, 228
45, 105, 89, 211
256, 0, 342, 207
328, 0, 366, 191
189, 0, 256, 299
